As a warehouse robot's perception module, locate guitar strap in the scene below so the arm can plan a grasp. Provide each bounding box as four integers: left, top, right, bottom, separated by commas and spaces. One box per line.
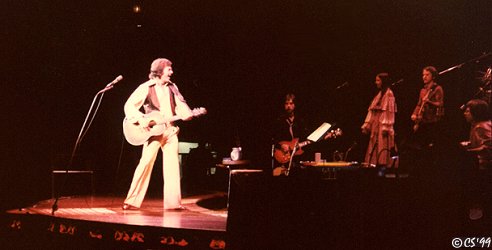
427, 84, 437, 101
144, 85, 160, 113
286, 117, 294, 140
167, 83, 177, 116
421, 84, 437, 105
423, 84, 439, 115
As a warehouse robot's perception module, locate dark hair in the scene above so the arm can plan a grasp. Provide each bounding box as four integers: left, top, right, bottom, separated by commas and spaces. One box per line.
285, 93, 295, 102
377, 72, 391, 90
149, 58, 172, 79
423, 66, 438, 81
466, 99, 490, 122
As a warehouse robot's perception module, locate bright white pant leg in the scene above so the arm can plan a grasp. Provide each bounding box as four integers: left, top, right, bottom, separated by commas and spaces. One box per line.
124, 139, 161, 208
162, 134, 181, 209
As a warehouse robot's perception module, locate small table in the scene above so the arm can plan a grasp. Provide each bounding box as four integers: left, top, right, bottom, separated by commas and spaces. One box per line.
215, 159, 251, 169
301, 161, 358, 179
216, 160, 252, 207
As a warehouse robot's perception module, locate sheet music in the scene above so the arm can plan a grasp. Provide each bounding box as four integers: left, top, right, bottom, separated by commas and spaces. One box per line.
307, 122, 332, 142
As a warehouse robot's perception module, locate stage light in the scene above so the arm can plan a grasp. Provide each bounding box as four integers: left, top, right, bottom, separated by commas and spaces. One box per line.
133, 4, 142, 14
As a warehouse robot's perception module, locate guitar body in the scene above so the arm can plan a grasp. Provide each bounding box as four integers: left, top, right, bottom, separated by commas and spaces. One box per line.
272, 166, 287, 176
123, 111, 179, 146
413, 85, 440, 133
272, 128, 343, 176
123, 108, 207, 146
273, 149, 291, 164
274, 138, 304, 164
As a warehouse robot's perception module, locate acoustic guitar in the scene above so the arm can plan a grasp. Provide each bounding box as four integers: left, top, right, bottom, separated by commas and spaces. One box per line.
123, 107, 207, 146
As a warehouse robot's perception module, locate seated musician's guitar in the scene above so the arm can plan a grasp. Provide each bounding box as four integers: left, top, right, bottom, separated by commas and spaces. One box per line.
123, 107, 207, 146
273, 128, 342, 176
274, 140, 311, 165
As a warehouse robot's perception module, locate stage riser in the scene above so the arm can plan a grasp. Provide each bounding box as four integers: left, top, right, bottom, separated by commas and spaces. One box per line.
226, 169, 465, 249
1, 214, 226, 249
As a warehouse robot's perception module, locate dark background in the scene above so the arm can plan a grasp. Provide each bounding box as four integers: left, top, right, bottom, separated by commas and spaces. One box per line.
1, 0, 490, 209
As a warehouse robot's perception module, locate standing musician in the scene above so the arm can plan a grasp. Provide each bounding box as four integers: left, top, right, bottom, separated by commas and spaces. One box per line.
122, 58, 194, 210
411, 66, 444, 149
271, 93, 309, 176
361, 73, 397, 168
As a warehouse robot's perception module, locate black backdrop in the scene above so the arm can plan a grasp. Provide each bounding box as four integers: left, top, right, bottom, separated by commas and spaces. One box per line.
1, 0, 490, 209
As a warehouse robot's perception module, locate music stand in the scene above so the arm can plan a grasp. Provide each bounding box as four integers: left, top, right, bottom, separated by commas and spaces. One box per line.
285, 122, 333, 176
307, 122, 332, 142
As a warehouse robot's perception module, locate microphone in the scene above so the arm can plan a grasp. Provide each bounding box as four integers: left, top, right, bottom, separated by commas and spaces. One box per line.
343, 141, 357, 161
106, 75, 123, 87
348, 141, 358, 151
335, 81, 349, 90
391, 78, 404, 87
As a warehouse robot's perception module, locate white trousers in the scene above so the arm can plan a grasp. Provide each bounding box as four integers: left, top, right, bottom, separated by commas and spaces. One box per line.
124, 132, 181, 209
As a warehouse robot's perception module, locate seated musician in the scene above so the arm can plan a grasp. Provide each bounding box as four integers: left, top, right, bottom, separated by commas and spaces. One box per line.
271, 93, 309, 176
461, 99, 492, 220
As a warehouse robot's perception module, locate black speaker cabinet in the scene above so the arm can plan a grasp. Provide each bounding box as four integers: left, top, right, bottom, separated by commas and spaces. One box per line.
226, 169, 267, 249
51, 170, 95, 198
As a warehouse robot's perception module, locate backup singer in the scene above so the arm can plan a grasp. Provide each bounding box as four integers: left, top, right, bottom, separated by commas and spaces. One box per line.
122, 58, 194, 210
361, 73, 397, 167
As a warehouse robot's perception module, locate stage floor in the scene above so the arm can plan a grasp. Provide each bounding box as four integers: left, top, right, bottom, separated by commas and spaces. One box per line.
7, 192, 228, 231
3, 170, 480, 249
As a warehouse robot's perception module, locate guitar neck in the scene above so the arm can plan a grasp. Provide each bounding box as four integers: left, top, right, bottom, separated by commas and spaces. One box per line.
167, 115, 183, 123
148, 115, 181, 127
157, 109, 205, 125
298, 141, 311, 148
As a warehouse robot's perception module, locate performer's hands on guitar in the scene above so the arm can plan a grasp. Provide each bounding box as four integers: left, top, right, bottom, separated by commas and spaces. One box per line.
136, 117, 153, 132
134, 114, 165, 132
273, 128, 343, 174
325, 128, 343, 139
275, 144, 291, 163
412, 85, 442, 132
123, 107, 207, 146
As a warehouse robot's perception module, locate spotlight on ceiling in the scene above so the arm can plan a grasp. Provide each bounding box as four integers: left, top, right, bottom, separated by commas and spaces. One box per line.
133, 4, 142, 14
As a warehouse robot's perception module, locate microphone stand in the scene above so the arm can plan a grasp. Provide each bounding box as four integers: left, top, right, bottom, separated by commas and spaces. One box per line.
391, 79, 404, 87
285, 142, 299, 176
367, 138, 378, 168
271, 140, 276, 171
439, 52, 491, 76
460, 66, 491, 110
390, 154, 399, 178
51, 83, 117, 215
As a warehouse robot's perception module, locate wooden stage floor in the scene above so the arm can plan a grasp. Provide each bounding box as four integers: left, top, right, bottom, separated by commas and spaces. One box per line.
11, 193, 228, 231
2, 193, 229, 249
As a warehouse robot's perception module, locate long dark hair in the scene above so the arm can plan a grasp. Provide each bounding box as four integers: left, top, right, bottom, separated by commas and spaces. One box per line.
377, 72, 391, 91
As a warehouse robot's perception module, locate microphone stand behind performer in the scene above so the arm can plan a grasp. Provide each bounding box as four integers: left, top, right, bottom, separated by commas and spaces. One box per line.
122, 58, 194, 210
